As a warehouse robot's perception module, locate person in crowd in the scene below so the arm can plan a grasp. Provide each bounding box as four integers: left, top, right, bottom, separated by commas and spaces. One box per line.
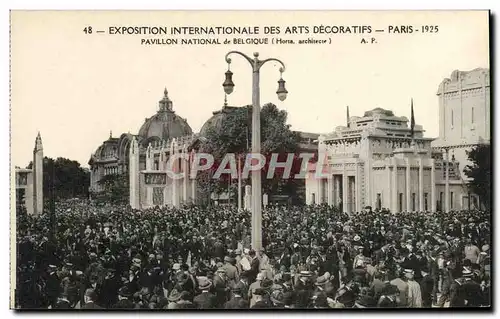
224, 282, 249, 309
81, 288, 103, 309
15, 200, 491, 309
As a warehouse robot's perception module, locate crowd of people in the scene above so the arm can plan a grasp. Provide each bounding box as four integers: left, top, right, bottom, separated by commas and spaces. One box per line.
15, 200, 491, 309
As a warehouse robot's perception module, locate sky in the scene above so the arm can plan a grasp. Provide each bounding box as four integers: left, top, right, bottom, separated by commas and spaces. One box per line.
10, 10, 489, 168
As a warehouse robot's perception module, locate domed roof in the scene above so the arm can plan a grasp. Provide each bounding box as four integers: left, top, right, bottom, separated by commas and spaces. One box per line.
363, 107, 394, 117
200, 100, 249, 136
138, 88, 193, 145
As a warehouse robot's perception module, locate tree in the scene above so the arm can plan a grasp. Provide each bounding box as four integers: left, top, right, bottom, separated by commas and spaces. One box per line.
464, 144, 491, 210
27, 157, 90, 201
199, 103, 302, 198
95, 173, 129, 204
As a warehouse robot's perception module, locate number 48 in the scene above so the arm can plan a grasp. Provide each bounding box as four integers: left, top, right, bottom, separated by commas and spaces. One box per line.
83, 26, 93, 34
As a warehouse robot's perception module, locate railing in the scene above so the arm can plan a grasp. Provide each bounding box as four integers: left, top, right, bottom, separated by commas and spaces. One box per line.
148, 133, 200, 150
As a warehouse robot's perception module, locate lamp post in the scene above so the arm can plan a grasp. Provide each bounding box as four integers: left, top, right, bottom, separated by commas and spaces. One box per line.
223, 51, 287, 251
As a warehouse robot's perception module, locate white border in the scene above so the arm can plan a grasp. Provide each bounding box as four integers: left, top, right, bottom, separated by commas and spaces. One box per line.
2, 1, 498, 319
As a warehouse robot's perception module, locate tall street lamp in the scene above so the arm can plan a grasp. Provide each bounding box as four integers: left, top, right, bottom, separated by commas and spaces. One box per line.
223, 51, 287, 251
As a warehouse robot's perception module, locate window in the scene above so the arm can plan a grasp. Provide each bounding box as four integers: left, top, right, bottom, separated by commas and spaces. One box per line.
450, 192, 454, 209
399, 193, 403, 212
376, 193, 382, 210
472, 107, 475, 124
411, 193, 416, 211
424, 193, 428, 211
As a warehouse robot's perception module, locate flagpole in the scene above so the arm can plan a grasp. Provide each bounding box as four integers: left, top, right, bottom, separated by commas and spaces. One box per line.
410, 98, 416, 149
346, 106, 350, 128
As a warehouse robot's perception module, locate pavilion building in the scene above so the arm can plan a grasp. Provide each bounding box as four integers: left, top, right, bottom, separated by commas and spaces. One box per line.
305, 68, 489, 213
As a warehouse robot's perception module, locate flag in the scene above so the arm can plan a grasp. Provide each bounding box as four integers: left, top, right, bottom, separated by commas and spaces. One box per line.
346, 106, 350, 128
410, 98, 415, 139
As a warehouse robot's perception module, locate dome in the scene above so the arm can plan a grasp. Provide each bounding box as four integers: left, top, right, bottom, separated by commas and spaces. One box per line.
200, 103, 249, 136
138, 88, 193, 145
363, 107, 394, 117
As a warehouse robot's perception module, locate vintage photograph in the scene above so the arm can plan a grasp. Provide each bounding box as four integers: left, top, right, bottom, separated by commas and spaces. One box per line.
10, 10, 491, 310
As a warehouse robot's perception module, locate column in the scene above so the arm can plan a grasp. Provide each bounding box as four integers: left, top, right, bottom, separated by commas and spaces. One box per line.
355, 161, 361, 212
182, 148, 188, 204
391, 157, 397, 213
145, 144, 153, 208
484, 72, 490, 138
89, 169, 94, 192
129, 137, 140, 209
191, 179, 197, 204
170, 140, 179, 208
327, 175, 334, 206
385, 162, 391, 210
335, 175, 341, 208
342, 162, 348, 213
444, 149, 450, 213
419, 157, 424, 211
365, 158, 372, 208
190, 150, 197, 204
431, 159, 436, 212
405, 158, 411, 211
317, 177, 324, 204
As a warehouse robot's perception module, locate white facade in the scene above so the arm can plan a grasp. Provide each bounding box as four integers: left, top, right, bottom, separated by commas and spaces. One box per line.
305, 108, 469, 213
15, 133, 44, 215
129, 135, 199, 210
432, 68, 490, 182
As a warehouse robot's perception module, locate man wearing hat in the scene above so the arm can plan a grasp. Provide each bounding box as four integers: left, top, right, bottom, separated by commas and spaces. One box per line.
314, 273, 329, 294
176, 271, 194, 296
246, 249, 260, 284
45, 264, 60, 308
452, 268, 483, 307
404, 269, 422, 307
377, 284, 400, 308
464, 238, 481, 264
113, 286, 135, 309
52, 288, 72, 309
354, 287, 377, 308
166, 288, 183, 309
270, 290, 286, 308
280, 273, 294, 293
133, 263, 147, 292
294, 272, 314, 307
213, 267, 230, 307
81, 288, 103, 309
193, 277, 216, 309
248, 272, 265, 307
223, 256, 238, 286
234, 248, 243, 274
250, 288, 271, 308
97, 268, 120, 308
237, 272, 250, 300
224, 282, 249, 309
390, 269, 409, 308
176, 291, 196, 309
